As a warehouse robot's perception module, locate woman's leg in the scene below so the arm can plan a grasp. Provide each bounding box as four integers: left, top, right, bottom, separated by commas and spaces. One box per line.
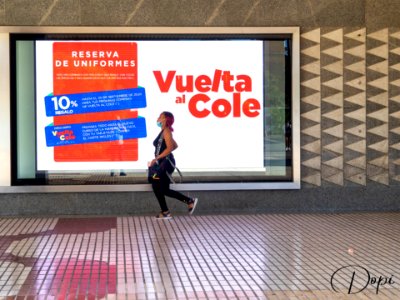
165, 186, 197, 214
163, 180, 192, 203
154, 170, 196, 212
151, 176, 170, 212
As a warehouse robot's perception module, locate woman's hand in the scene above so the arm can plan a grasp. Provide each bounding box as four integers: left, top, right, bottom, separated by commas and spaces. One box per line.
149, 158, 158, 167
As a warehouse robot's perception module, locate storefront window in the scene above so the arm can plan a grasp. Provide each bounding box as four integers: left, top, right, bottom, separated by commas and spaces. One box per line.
10, 30, 299, 189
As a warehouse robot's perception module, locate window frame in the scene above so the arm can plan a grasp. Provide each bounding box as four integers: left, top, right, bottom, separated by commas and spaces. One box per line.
0, 26, 300, 192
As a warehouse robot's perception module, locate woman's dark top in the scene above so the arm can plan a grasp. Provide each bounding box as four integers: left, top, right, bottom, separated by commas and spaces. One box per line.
153, 130, 175, 174
153, 130, 167, 155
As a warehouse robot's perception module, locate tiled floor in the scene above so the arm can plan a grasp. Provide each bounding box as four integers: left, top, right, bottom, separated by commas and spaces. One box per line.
0, 212, 398, 299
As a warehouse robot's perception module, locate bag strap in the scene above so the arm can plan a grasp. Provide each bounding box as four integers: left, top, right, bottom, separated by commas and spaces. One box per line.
166, 157, 183, 184
155, 131, 164, 157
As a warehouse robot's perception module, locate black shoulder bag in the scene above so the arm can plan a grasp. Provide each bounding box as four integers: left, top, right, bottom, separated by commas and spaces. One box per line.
147, 132, 182, 183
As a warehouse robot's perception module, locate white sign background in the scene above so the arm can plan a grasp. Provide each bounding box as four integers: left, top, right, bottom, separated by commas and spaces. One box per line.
36, 40, 264, 172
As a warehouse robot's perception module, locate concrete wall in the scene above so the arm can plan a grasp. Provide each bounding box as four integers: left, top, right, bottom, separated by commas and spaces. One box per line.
1, 0, 400, 215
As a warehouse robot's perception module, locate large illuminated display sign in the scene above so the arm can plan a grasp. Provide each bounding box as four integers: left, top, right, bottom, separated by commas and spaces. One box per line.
36, 40, 264, 172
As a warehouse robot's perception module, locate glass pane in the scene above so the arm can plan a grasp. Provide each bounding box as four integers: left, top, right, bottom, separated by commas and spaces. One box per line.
16, 41, 36, 179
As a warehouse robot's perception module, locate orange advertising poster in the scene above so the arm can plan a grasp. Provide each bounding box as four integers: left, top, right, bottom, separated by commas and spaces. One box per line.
52, 42, 140, 162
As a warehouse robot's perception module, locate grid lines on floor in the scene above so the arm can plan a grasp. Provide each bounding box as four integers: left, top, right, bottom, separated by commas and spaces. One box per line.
0, 212, 398, 299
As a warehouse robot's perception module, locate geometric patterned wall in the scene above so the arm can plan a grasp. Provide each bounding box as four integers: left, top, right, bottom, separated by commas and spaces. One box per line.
301, 28, 400, 187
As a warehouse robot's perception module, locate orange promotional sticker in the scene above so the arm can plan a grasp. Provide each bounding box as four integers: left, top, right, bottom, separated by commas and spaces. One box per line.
52, 42, 141, 162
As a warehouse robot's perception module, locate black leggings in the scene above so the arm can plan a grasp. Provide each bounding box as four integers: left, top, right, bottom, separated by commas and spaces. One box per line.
151, 173, 191, 212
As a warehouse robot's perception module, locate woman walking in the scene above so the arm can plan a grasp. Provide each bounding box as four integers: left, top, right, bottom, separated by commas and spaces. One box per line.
149, 111, 198, 219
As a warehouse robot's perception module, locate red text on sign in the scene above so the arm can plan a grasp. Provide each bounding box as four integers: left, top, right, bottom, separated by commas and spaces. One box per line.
188, 93, 260, 118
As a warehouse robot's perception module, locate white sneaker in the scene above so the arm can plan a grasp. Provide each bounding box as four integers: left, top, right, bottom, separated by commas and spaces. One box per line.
155, 211, 172, 220
188, 198, 198, 215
